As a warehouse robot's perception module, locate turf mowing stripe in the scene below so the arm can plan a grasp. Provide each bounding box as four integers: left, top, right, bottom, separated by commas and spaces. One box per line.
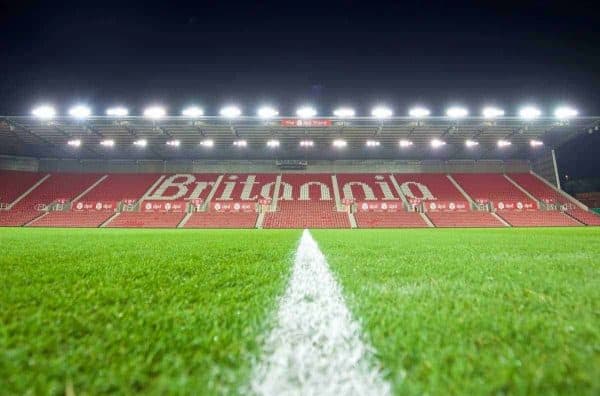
250, 229, 390, 396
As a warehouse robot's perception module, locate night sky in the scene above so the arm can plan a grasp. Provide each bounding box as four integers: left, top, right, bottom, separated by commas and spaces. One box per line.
1, 0, 599, 178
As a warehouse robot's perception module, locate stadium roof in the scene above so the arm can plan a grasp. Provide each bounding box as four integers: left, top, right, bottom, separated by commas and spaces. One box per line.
1, 115, 598, 161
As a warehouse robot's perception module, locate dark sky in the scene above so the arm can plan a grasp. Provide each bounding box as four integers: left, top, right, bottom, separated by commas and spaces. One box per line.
1, 0, 599, 178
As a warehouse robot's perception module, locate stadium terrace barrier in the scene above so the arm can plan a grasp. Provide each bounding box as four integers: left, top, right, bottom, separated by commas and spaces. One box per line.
1, 170, 600, 228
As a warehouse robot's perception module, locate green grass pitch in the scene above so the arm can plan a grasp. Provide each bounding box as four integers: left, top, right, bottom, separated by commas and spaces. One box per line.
1, 227, 599, 395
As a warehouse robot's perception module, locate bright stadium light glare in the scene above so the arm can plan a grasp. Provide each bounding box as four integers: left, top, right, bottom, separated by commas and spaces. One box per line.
409, 107, 430, 118
233, 139, 247, 147
257, 106, 279, 119
100, 139, 115, 147
69, 105, 91, 119
366, 139, 380, 147
67, 139, 81, 147
333, 107, 355, 118
299, 140, 314, 147
465, 139, 479, 148
332, 139, 347, 148
446, 107, 468, 118
266, 139, 280, 148
144, 106, 166, 119
519, 106, 541, 120
220, 105, 242, 118
200, 139, 214, 147
497, 139, 512, 148
482, 107, 504, 119
182, 106, 204, 117
133, 139, 147, 147
32, 105, 56, 120
371, 106, 393, 119
431, 138, 446, 148
399, 139, 413, 147
106, 107, 129, 117
530, 139, 544, 147
296, 106, 317, 118
554, 106, 578, 119
166, 139, 180, 147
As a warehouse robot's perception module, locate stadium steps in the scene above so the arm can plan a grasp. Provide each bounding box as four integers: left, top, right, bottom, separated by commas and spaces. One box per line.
100, 212, 121, 227
23, 212, 48, 227
426, 211, 506, 227
446, 174, 475, 205
565, 208, 600, 226
529, 171, 588, 210
420, 212, 434, 227
72, 175, 108, 202
496, 210, 582, 227
6, 173, 51, 209
177, 212, 193, 228
503, 174, 540, 206
354, 210, 428, 228
28, 210, 113, 227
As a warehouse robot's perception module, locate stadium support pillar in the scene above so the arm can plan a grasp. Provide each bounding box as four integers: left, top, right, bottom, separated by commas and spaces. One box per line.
551, 149, 561, 190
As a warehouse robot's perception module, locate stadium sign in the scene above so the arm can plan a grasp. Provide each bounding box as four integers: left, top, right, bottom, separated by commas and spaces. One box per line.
280, 119, 333, 127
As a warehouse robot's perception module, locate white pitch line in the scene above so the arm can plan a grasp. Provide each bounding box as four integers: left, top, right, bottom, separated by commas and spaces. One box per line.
250, 229, 391, 396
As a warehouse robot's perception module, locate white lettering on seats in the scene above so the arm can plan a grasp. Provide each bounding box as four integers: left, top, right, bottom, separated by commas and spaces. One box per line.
342, 181, 377, 201
145, 174, 195, 200
299, 182, 331, 201
400, 181, 436, 200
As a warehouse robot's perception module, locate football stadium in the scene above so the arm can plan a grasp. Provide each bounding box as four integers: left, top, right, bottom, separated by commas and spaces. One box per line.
1, 106, 599, 394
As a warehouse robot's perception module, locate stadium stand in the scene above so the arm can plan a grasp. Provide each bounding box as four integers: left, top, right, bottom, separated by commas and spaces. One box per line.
425, 211, 505, 228
496, 210, 582, 227
565, 208, 600, 226
0, 170, 47, 206
451, 173, 537, 209
354, 210, 428, 228
184, 212, 257, 228
106, 212, 186, 228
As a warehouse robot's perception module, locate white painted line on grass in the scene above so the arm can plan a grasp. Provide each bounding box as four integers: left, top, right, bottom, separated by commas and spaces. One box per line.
250, 229, 391, 396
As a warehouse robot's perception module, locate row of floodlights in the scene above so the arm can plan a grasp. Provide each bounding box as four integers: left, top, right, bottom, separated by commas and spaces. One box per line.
66, 138, 544, 149
31, 104, 579, 120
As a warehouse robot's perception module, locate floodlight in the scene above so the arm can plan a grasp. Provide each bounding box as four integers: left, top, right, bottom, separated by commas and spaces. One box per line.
366, 140, 380, 147
431, 138, 446, 148
333, 107, 355, 118
67, 139, 81, 147
554, 106, 578, 119
220, 105, 242, 118
100, 139, 115, 147
409, 107, 430, 118
332, 139, 347, 148
299, 140, 314, 147
233, 140, 247, 147
32, 105, 56, 120
133, 139, 147, 147
530, 139, 544, 147
296, 106, 317, 118
200, 139, 214, 147
482, 107, 504, 119
69, 105, 91, 119
106, 107, 129, 117
497, 139, 512, 148
182, 106, 204, 117
519, 106, 541, 120
399, 139, 413, 147
465, 139, 479, 147
144, 106, 166, 119
446, 107, 468, 118
166, 140, 180, 147
257, 106, 279, 119
267, 139, 280, 148
371, 106, 393, 119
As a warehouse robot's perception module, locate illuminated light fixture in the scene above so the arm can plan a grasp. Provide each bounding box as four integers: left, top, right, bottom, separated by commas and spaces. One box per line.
332, 139, 347, 148
200, 139, 214, 147
409, 107, 430, 118
67, 139, 81, 147
106, 107, 129, 117
166, 140, 180, 147
482, 107, 504, 119
220, 105, 242, 118
371, 106, 393, 119
257, 106, 279, 119
431, 138, 446, 148
446, 107, 468, 118
530, 139, 544, 147
497, 139, 512, 148
32, 105, 56, 120
266, 139, 280, 148
399, 139, 413, 147
182, 106, 204, 117
233, 139, 247, 147
465, 139, 479, 147
366, 140, 380, 147
300, 140, 314, 147
69, 105, 92, 119
554, 106, 578, 119
519, 106, 541, 120
144, 106, 166, 119
296, 106, 317, 118
100, 139, 115, 147
333, 107, 355, 118
133, 139, 147, 147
